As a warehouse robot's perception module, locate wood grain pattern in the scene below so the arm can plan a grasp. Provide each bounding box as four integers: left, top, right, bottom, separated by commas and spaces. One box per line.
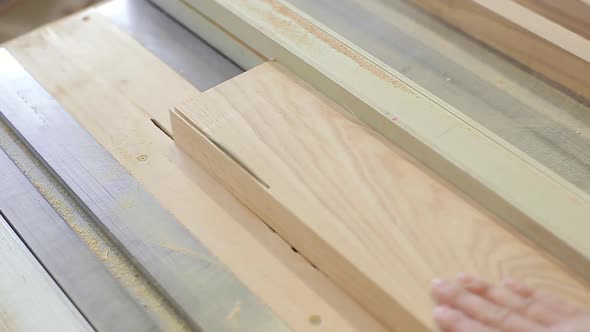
0, 214, 91, 332
156, 0, 590, 284
513, 0, 590, 39
5, 12, 387, 332
472, 0, 590, 63
409, 0, 590, 101
173, 61, 590, 331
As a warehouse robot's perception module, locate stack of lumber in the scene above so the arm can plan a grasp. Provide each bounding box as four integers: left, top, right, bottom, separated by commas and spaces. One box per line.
153, 0, 590, 285
153, 2, 590, 330
408, 0, 590, 102
7, 2, 590, 331
171, 61, 590, 331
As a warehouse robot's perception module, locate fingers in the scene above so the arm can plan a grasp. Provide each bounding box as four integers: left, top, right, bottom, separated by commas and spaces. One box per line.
434, 306, 498, 332
502, 278, 584, 318
432, 278, 546, 332
456, 274, 583, 325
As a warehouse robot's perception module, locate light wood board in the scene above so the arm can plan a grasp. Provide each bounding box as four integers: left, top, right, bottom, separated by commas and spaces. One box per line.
0, 214, 92, 332
472, 0, 590, 63
5, 12, 387, 332
173, 61, 590, 331
512, 0, 590, 39
409, 0, 590, 101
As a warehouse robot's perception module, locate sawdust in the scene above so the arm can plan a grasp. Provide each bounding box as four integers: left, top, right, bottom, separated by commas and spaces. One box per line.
39, 186, 187, 330
120, 197, 135, 209
0, 121, 189, 331
32, 180, 190, 332
251, 0, 417, 95
226, 300, 242, 321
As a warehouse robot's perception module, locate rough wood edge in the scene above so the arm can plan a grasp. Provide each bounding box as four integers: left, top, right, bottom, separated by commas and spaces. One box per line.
153, 0, 590, 282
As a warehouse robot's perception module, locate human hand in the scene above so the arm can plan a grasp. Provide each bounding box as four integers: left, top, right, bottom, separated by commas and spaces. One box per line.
431, 274, 590, 332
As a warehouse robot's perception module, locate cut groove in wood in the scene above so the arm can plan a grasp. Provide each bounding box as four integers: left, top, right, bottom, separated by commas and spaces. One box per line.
175, 109, 271, 189
151, 118, 174, 140
172, 61, 590, 331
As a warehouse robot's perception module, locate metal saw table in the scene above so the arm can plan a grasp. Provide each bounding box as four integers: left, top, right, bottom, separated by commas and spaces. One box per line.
1, 0, 589, 331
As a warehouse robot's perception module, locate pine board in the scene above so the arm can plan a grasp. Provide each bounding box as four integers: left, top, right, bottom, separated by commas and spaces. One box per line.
286, 0, 590, 194
173, 61, 590, 331
409, 0, 590, 101
472, 0, 590, 63
512, 0, 590, 39
5, 12, 387, 332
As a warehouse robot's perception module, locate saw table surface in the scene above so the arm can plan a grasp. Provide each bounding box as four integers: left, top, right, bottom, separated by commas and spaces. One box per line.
0, 1, 388, 331
0, 1, 289, 329
1, 0, 589, 331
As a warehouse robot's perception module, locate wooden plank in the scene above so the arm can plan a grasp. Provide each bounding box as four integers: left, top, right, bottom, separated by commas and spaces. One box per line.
409, 0, 590, 101
6, 12, 388, 332
472, 0, 590, 63
512, 0, 590, 39
0, 213, 92, 332
155, 0, 590, 288
286, 0, 590, 193
172, 61, 590, 331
